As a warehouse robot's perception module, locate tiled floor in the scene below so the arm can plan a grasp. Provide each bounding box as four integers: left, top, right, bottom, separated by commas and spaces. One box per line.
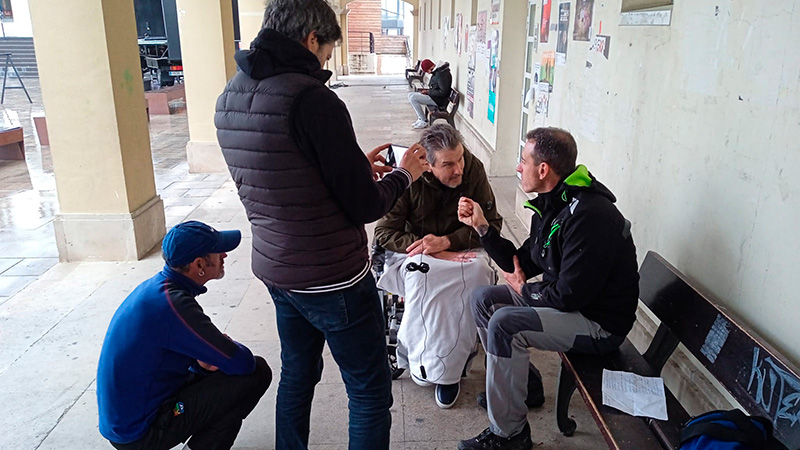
0, 75, 603, 449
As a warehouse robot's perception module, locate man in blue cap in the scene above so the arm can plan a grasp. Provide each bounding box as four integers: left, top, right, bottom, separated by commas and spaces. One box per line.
96, 220, 272, 450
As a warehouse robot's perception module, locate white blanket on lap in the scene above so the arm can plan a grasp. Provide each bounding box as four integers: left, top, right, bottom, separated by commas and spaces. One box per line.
377, 251, 495, 385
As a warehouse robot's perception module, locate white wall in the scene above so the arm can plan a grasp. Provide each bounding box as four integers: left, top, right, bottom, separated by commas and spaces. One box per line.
2, 0, 33, 37
421, 0, 800, 368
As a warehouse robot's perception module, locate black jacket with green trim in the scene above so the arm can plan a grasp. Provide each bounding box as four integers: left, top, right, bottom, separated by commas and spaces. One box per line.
479, 165, 639, 336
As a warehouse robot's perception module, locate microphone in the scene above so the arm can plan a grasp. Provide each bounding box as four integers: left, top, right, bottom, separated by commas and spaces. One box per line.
406, 262, 430, 273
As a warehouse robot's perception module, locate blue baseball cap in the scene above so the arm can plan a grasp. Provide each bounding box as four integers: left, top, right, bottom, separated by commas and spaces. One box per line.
162, 221, 242, 267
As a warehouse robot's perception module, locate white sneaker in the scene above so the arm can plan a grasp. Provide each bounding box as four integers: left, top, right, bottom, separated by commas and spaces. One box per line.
412, 120, 428, 129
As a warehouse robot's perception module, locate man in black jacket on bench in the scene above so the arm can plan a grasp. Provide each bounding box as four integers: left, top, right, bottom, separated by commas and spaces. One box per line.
456, 127, 640, 450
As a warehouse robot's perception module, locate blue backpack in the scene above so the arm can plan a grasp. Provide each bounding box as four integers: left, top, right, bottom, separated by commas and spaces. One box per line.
680, 409, 789, 450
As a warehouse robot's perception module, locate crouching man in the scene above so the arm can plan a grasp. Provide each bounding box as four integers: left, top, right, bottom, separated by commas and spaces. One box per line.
97, 221, 272, 450
374, 124, 502, 408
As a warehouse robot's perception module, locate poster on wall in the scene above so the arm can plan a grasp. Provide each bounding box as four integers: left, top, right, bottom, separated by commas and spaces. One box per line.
540, 0, 551, 44
540, 51, 555, 87
589, 34, 611, 59
490, 0, 501, 25
573, 0, 594, 41
535, 82, 550, 116
456, 13, 463, 56
555, 2, 570, 65
467, 26, 477, 118
443, 16, 450, 51
477, 11, 488, 44
487, 29, 500, 124
467, 25, 477, 71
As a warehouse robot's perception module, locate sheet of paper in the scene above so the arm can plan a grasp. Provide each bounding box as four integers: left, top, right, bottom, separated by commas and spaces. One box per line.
602, 369, 668, 421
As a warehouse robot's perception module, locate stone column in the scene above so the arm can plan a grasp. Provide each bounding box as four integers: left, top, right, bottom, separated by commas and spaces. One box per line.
176, 0, 237, 173
411, 8, 419, 63
491, 0, 528, 176
29, 0, 165, 262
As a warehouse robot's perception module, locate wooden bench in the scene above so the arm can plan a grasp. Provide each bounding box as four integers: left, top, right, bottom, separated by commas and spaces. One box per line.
556, 250, 800, 450
405, 60, 420, 84
0, 126, 24, 160
407, 66, 424, 89
425, 89, 460, 127
144, 83, 185, 115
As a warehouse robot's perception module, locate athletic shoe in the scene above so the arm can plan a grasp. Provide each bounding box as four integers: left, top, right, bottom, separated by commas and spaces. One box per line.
458, 422, 532, 450
412, 120, 428, 129
435, 382, 460, 409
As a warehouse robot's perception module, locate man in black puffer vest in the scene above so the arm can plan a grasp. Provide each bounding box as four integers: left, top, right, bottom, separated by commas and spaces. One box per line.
214, 1, 428, 449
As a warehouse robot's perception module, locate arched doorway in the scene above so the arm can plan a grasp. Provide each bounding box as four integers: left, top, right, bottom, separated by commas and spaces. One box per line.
344, 0, 416, 75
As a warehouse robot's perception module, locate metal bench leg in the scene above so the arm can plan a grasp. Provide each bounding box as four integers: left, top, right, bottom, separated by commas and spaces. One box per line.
556, 361, 578, 436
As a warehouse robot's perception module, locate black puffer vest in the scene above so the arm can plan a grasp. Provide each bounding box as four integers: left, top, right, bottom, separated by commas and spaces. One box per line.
215, 30, 369, 289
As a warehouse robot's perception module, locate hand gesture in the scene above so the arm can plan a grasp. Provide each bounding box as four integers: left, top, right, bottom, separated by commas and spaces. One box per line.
398, 143, 430, 181
367, 143, 394, 180
406, 234, 451, 257
458, 197, 488, 230
503, 256, 527, 296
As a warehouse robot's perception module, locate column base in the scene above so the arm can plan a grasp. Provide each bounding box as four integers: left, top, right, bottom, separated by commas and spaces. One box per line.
54, 196, 166, 262
187, 140, 228, 173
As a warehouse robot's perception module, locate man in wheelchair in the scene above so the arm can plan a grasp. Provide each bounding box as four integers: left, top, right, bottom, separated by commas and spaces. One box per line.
373, 124, 502, 408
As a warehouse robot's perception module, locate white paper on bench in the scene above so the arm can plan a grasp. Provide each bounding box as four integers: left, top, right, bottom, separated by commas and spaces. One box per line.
601, 369, 668, 421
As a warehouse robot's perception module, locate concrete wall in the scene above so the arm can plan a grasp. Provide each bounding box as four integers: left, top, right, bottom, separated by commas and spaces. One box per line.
419, 0, 800, 395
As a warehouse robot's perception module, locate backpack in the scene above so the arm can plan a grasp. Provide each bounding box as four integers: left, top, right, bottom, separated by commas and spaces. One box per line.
679, 409, 789, 450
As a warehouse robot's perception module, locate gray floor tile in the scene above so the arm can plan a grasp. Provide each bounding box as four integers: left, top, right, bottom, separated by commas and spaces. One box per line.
0, 257, 21, 274
3, 257, 58, 276
0, 274, 37, 296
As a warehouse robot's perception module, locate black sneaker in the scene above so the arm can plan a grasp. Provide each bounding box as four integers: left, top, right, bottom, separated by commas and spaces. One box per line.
476, 390, 544, 409
435, 382, 460, 409
458, 422, 532, 450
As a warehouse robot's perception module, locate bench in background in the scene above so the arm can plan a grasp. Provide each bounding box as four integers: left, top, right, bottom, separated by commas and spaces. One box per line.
556, 250, 800, 450
425, 89, 460, 127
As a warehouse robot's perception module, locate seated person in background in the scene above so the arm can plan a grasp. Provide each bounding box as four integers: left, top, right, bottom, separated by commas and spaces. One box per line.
96, 221, 272, 450
374, 123, 502, 408
456, 128, 639, 450
407, 60, 452, 129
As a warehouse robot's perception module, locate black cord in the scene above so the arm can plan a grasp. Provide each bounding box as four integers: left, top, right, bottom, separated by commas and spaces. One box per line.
412, 180, 474, 384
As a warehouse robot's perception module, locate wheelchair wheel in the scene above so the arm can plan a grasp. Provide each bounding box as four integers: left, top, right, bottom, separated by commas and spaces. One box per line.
388, 344, 405, 379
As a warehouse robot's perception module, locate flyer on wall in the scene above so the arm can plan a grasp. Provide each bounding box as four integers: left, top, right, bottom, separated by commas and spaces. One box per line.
490, 0, 501, 25
455, 13, 463, 55
573, 0, 594, 41
467, 25, 477, 119
477, 11, 488, 44
487, 29, 500, 124
540, 0, 551, 44
556, 2, 570, 65
540, 51, 555, 88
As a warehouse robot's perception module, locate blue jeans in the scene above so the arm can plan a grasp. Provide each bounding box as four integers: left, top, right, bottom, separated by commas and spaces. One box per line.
268, 275, 393, 450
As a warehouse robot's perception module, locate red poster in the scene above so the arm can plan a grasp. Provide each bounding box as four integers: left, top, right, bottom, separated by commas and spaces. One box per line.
540, 0, 551, 43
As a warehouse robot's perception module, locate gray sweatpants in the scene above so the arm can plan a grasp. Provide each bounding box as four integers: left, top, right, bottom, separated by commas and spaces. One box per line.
407, 92, 438, 121
471, 285, 624, 438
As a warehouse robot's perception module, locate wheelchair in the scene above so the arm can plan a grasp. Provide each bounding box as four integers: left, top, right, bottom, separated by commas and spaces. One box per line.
371, 243, 406, 380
